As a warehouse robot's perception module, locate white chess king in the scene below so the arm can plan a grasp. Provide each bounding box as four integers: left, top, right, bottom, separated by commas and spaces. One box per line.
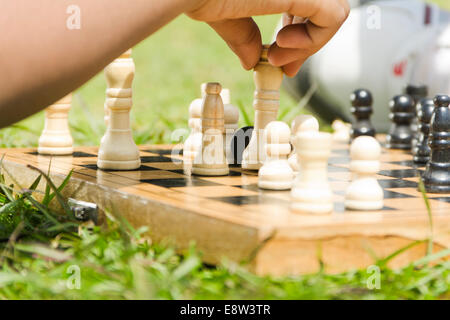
97, 49, 141, 170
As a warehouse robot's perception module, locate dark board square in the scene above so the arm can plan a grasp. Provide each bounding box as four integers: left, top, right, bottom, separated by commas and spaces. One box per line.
328, 166, 349, 172
329, 157, 350, 165
145, 149, 182, 156
332, 149, 350, 155
80, 164, 158, 171
334, 202, 394, 212
379, 169, 422, 179
383, 190, 414, 199
228, 170, 242, 177
141, 156, 172, 163
212, 195, 288, 206
334, 189, 413, 199
142, 177, 219, 188
387, 160, 424, 168
27, 151, 96, 157
430, 197, 450, 203
234, 184, 260, 192
378, 179, 418, 189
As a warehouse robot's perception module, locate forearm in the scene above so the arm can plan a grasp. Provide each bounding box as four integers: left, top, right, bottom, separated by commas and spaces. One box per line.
0, 0, 190, 128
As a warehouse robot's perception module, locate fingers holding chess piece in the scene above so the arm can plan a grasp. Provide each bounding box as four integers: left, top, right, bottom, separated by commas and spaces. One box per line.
258, 121, 294, 190
345, 136, 384, 211
421, 95, 450, 194
192, 82, 229, 176
291, 131, 333, 214
288, 115, 319, 172
350, 89, 376, 140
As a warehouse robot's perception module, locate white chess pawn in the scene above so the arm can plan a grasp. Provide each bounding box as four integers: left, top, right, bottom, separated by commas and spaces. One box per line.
222, 88, 239, 164
183, 97, 203, 163
291, 131, 334, 214
242, 45, 283, 170
38, 93, 73, 155
184, 83, 208, 163
288, 115, 319, 172
192, 82, 229, 176
258, 121, 294, 190
332, 119, 351, 143
98, 49, 140, 170
345, 136, 384, 210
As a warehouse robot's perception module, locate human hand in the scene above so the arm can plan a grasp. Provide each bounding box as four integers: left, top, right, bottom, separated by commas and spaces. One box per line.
187, 0, 350, 77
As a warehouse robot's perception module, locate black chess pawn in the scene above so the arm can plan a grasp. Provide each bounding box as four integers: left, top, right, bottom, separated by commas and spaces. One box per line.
230, 126, 253, 166
350, 89, 376, 140
385, 94, 415, 150
413, 98, 435, 164
421, 95, 450, 194
405, 84, 429, 151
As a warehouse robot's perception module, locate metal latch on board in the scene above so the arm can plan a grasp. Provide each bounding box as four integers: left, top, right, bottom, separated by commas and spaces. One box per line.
68, 198, 98, 224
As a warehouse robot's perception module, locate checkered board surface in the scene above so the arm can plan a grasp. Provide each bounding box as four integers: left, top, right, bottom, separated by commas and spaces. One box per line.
2, 142, 450, 218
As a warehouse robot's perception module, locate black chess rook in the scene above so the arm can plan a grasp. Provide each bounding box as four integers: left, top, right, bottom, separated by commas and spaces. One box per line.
386, 94, 415, 150
421, 95, 450, 194
350, 89, 376, 140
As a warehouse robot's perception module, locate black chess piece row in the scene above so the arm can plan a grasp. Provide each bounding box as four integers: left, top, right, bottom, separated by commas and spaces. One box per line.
349, 88, 449, 194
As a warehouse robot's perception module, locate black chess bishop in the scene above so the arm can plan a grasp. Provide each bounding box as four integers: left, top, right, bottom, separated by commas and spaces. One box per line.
350, 89, 376, 140
421, 95, 450, 194
405, 84, 429, 150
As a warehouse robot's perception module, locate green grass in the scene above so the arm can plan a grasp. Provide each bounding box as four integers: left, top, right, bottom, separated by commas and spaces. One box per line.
0, 3, 449, 300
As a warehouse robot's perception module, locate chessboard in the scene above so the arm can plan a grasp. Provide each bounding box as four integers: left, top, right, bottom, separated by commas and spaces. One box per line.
1, 138, 449, 275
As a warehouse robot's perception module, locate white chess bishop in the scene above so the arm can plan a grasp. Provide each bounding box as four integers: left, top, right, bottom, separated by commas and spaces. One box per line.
192, 82, 229, 176
291, 131, 334, 214
98, 49, 140, 170
345, 136, 384, 210
288, 115, 319, 172
38, 94, 74, 155
258, 121, 294, 190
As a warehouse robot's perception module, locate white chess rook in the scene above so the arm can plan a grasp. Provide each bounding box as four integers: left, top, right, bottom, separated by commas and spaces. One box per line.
192, 82, 229, 176
98, 49, 140, 170
38, 94, 73, 155
258, 121, 294, 190
288, 115, 319, 172
345, 136, 384, 210
291, 131, 334, 214
242, 45, 283, 170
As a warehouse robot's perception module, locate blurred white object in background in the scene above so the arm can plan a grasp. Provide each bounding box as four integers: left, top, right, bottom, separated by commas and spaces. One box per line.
280, 0, 450, 131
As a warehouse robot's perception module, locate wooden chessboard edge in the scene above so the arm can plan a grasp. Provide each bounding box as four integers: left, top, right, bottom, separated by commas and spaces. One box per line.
252, 234, 449, 276
0, 158, 274, 266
